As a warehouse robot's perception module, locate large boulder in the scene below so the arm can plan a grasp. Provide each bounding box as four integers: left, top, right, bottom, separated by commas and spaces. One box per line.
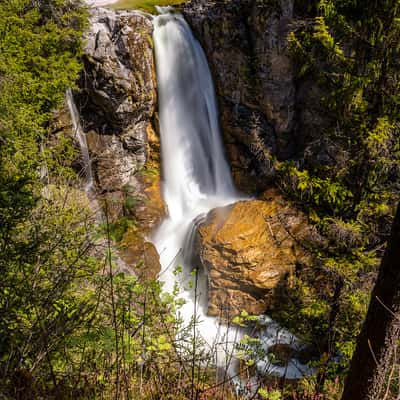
196, 189, 313, 318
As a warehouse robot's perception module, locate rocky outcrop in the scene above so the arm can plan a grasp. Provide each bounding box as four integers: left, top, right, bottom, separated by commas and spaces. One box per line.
81, 8, 156, 133
183, 0, 327, 193
77, 8, 164, 276
77, 8, 158, 201
196, 189, 313, 318
52, 8, 165, 278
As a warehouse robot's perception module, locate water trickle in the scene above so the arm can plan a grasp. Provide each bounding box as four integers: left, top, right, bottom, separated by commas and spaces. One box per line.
66, 89, 94, 193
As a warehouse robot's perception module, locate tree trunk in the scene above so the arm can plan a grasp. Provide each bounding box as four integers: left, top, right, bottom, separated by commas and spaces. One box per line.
341, 204, 400, 400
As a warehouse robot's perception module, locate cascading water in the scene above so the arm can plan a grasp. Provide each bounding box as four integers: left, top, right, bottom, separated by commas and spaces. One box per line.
66, 89, 94, 193
152, 10, 242, 368
151, 9, 314, 383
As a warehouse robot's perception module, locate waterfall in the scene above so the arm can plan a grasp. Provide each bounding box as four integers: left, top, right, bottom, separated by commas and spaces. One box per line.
152, 10, 242, 368
66, 89, 94, 193
151, 9, 314, 384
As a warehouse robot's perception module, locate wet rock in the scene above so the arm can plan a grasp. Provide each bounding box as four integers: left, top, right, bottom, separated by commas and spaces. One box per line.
196, 188, 312, 318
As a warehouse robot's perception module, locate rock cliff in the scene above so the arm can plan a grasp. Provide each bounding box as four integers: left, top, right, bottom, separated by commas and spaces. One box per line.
52, 8, 164, 277
78, 8, 160, 217
183, 0, 326, 193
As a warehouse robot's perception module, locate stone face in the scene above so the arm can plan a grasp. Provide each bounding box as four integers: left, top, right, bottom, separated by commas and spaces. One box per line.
74, 7, 165, 231
76, 7, 158, 197
81, 8, 156, 131
183, 0, 328, 193
196, 189, 312, 318
51, 8, 165, 279
75, 9, 165, 278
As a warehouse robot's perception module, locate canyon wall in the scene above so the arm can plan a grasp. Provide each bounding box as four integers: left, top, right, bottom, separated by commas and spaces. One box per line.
183, 0, 327, 193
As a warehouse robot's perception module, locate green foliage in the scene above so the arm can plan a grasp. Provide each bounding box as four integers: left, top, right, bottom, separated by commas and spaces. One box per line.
0, 0, 92, 396
313, 16, 345, 61
275, 0, 400, 380
333, 289, 369, 362
101, 216, 137, 242
258, 388, 282, 400
277, 162, 353, 215
232, 310, 259, 327
111, 0, 186, 13
0, 0, 87, 139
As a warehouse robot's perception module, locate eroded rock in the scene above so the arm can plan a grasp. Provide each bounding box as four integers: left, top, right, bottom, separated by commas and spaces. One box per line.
51, 8, 165, 279
77, 8, 165, 231
81, 8, 156, 130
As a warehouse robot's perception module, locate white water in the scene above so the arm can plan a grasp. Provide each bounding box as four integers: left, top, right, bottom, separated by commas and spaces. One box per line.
152, 11, 242, 368
66, 89, 94, 193
151, 9, 314, 384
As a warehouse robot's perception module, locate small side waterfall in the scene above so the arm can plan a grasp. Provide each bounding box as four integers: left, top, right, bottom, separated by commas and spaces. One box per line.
152, 11, 242, 368
66, 89, 94, 193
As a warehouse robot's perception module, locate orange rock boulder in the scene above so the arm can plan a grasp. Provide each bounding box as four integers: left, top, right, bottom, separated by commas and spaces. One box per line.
196, 190, 312, 318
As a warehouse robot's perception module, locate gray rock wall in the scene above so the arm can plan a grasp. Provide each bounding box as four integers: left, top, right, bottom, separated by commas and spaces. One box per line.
75, 8, 162, 224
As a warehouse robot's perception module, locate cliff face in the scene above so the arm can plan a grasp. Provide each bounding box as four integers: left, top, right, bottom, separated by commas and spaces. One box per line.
52, 8, 165, 278
78, 8, 158, 216
183, 0, 325, 193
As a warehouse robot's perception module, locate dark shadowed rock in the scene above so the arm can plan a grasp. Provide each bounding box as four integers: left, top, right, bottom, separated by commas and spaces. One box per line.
183, 0, 328, 193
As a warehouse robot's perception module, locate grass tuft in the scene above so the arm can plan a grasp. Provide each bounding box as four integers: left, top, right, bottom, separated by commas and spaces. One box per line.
111, 0, 186, 13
